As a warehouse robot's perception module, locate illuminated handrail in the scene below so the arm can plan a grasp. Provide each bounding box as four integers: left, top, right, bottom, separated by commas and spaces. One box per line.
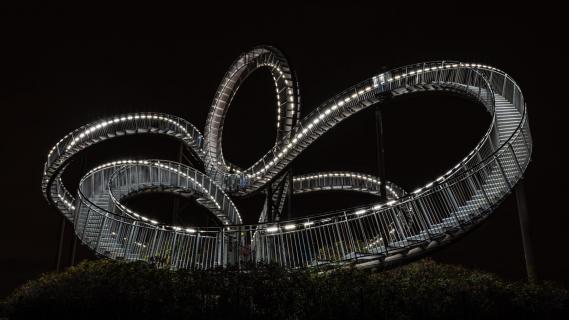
42, 46, 531, 270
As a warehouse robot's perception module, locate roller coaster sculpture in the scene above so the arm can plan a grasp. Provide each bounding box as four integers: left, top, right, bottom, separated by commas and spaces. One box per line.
42, 46, 532, 270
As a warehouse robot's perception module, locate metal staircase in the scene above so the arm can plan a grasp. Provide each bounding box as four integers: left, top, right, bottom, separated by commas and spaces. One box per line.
42, 47, 531, 271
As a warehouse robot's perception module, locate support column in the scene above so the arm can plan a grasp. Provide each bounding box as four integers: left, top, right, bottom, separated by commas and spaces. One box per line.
287, 168, 293, 220
69, 234, 78, 266
375, 105, 387, 201
515, 180, 537, 282
266, 185, 273, 222
56, 216, 66, 272
69, 152, 87, 267
171, 142, 185, 225
374, 105, 392, 254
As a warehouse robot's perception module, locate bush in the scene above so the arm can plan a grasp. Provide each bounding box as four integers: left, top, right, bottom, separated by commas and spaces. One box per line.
1, 259, 567, 319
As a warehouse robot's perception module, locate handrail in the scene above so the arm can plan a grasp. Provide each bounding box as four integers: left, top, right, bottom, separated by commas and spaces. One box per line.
42, 47, 531, 270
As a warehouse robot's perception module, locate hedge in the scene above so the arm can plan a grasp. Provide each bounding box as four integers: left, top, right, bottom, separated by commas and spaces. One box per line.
1, 259, 567, 319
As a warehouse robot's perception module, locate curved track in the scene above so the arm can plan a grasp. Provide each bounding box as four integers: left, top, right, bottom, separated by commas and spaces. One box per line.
42, 46, 532, 270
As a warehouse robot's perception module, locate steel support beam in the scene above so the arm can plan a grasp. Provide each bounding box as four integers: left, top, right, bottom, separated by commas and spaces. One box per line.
515, 180, 537, 282
375, 105, 387, 201
69, 232, 78, 266
55, 216, 66, 272
287, 168, 293, 220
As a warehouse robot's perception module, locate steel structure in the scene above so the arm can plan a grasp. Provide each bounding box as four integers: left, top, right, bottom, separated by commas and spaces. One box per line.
42, 46, 532, 270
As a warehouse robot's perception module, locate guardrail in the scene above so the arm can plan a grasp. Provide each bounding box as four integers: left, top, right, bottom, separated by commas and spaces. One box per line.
42, 46, 531, 271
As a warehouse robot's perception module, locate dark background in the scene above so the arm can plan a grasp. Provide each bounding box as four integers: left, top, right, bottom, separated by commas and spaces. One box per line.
0, 5, 565, 297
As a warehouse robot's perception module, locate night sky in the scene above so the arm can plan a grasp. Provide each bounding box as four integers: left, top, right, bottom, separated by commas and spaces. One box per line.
0, 6, 565, 297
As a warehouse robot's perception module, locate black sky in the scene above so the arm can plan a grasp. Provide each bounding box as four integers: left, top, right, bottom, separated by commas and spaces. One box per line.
0, 5, 566, 297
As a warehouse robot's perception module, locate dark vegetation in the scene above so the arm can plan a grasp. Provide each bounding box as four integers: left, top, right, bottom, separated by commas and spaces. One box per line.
1, 259, 567, 319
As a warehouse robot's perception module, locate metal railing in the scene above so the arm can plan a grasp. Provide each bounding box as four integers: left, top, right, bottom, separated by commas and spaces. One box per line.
42, 52, 531, 271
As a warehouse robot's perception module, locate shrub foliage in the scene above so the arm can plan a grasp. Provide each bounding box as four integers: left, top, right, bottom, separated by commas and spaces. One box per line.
1, 259, 567, 319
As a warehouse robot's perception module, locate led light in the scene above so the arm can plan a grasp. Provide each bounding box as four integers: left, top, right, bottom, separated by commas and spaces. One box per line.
413, 188, 422, 194
266, 226, 279, 233
186, 228, 196, 233
373, 204, 382, 210
303, 221, 314, 227
387, 200, 397, 206
355, 209, 366, 215
284, 224, 296, 230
